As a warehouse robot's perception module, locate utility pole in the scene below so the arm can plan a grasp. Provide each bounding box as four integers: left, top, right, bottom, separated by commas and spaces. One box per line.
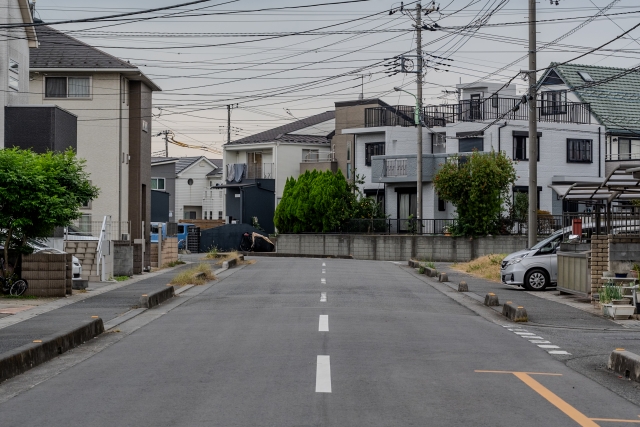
416, 2, 423, 230
527, 0, 538, 248
155, 130, 171, 157
226, 104, 238, 144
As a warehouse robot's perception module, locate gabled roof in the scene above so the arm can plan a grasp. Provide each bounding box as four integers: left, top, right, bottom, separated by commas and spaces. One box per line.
30, 25, 161, 91
151, 156, 218, 175
227, 110, 335, 145
207, 158, 223, 176
151, 157, 179, 165
546, 63, 640, 132
176, 156, 217, 176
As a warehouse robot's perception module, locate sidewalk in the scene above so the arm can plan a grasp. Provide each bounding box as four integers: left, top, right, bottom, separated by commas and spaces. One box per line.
0, 261, 200, 356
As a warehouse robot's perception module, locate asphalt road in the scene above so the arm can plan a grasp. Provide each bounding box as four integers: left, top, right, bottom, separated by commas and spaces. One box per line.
1, 258, 640, 427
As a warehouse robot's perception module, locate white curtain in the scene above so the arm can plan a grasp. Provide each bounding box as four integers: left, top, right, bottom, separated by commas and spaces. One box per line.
68, 77, 90, 98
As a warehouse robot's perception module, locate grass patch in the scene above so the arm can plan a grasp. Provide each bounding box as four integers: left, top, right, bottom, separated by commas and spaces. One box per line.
1, 294, 37, 299
451, 254, 507, 283
170, 263, 216, 286
203, 247, 219, 259
113, 276, 130, 282
164, 260, 186, 268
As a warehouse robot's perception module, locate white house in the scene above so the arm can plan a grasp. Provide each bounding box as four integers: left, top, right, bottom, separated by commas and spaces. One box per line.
343, 75, 606, 231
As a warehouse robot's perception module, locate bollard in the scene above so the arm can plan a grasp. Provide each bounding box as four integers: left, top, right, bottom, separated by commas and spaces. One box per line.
439, 272, 449, 282
484, 293, 499, 306
502, 301, 528, 322
458, 281, 468, 292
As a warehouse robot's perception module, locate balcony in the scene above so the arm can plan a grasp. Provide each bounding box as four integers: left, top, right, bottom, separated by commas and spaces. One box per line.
371, 154, 452, 183
300, 150, 338, 174
365, 97, 591, 128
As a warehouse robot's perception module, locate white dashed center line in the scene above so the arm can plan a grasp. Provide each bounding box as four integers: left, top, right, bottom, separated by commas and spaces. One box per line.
549, 350, 571, 355
321, 278, 326, 284
538, 344, 560, 349
322, 269, 326, 274
529, 340, 551, 344
514, 332, 535, 335
316, 356, 332, 393
320, 292, 327, 302
503, 326, 571, 355
322, 262, 326, 267
319, 315, 329, 331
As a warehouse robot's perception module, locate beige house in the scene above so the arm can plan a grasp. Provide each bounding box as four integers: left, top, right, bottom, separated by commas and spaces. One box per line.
28, 25, 160, 260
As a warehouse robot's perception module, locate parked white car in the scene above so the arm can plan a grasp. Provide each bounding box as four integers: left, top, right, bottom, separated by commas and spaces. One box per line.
28, 240, 82, 279
500, 231, 568, 291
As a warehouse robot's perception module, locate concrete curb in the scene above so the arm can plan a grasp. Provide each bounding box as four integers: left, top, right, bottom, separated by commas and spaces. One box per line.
502, 301, 529, 322
608, 349, 640, 382
243, 252, 353, 259
140, 286, 175, 309
222, 258, 238, 269
0, 317, 104, 383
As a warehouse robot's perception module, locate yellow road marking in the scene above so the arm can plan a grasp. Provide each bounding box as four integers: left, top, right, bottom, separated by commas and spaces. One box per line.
590, 419, 640, 424
513, 372, 599, 427
475, 370, 562, 376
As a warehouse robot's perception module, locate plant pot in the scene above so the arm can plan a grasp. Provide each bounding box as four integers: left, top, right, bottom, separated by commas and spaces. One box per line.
612, 299, 630, 306
603, 271, 614, 278
602, 303, 636, 319
444, 232, 451, 237
630, 270, 639, 279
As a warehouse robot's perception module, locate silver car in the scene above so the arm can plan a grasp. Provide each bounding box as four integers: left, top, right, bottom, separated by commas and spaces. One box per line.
500, 231, 568, 291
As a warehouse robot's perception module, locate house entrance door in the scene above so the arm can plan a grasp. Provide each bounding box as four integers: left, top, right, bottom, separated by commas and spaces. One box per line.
398, 192, 417, 232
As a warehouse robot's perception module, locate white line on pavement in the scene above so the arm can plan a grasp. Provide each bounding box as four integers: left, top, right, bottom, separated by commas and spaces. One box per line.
529, 340, 551, 344
514, 332, 535, 335
548, 350, 571, 355
319, 315, 329, 331
322, 262, 326, 267
320, 292, 327, 302
316, 356, 332, 393
321, 278, 326, 284
522, 336, 544, 340
322, 269, 326, 274
538, 344, 560, 349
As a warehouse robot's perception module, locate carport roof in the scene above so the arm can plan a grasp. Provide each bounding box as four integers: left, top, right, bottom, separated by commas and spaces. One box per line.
549, 165, 640, 202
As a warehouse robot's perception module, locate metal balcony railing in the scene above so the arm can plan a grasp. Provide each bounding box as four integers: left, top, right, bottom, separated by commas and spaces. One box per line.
365, 98, 591, 128
384, 158, 407, 177
246, 162, 274, 179
302, 151, 335, 163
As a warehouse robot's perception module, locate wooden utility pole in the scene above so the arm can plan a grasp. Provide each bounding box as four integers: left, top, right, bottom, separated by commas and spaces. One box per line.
416, 2, 423, 228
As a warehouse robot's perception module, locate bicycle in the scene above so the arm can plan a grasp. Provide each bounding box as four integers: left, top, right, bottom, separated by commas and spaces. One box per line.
0, 258, 28, 296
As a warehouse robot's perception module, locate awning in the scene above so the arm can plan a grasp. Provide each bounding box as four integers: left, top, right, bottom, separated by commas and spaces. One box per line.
549, 165, 640, 202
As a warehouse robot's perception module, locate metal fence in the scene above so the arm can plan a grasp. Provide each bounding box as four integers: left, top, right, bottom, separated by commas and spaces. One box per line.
69, 220, 131, 241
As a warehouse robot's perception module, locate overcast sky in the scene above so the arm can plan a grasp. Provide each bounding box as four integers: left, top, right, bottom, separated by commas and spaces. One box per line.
34, 0, 640, 158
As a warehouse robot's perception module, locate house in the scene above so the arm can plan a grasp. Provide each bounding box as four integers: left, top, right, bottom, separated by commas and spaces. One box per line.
0, 1, 77, 150
342, 72, 607, 230
28, 24, 161, 271
150, 156, 223, 221
222, 110, 336, 233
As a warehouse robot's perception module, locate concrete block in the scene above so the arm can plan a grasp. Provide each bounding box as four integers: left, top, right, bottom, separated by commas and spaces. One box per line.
458, 281, 468, 292
140, 286, 175, 309
0, 318, 104, 383
72, 279, 89, 290
609, 349, 640, 383
484, 293, 499, 306
502, 301, 528, 322
438, 272, 449, 282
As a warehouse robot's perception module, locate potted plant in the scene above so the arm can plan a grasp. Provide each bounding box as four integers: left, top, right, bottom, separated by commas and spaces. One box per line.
630, 264, 640, 279
442, 225, 452, 236
600, 281, 635, 319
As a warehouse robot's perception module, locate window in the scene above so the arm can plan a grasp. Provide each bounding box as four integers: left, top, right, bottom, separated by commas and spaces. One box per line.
513, 186, 541, 210
541, 90, 567, 115
470, 94, 482, 120
617, 138, 640, 160
432, 133, 446, 154
438, 196, 446, 212
151, 177, 165, 190
577, 71, 593, 82
218, 211, 223, 220
302, 149, 319, 162
178, 225, 185, 234
8, 59, 18, 91
512, 132, 540, 161
365, 142, 385, 166
184, 211, 197, 220
567, 139, 592, 163
45, 77, 91, 98
459, 137, 483, 153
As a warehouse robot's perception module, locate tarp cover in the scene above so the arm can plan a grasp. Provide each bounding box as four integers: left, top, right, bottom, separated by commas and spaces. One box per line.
239, 232, 274, 252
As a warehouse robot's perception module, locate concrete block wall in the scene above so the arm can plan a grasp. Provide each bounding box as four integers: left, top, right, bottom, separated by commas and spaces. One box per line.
150, 237, 179, 268
133, 243, 143, 274
275, 234, 528, 262
608, 235, 640, 275
22, 252, 71, 297
590, 235, 608, 295
64, 240, 100, 282
114, 241, 133, 277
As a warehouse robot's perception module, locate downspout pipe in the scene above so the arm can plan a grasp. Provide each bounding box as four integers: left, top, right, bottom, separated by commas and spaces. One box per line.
598, 127, 601, 178
497, 121, 508, 152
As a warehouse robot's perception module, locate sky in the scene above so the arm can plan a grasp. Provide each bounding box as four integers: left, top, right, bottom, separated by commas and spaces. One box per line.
32, 0, 640, 158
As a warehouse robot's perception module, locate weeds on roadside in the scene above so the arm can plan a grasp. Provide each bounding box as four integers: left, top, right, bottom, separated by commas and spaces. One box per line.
113, 276, 130, 282
1, 294, 37, 299
170, 263, 216, 286
164, 260, 186, 268
418, 266, 426, 274
451, 254, 507, 282
204, 246, 219, 259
